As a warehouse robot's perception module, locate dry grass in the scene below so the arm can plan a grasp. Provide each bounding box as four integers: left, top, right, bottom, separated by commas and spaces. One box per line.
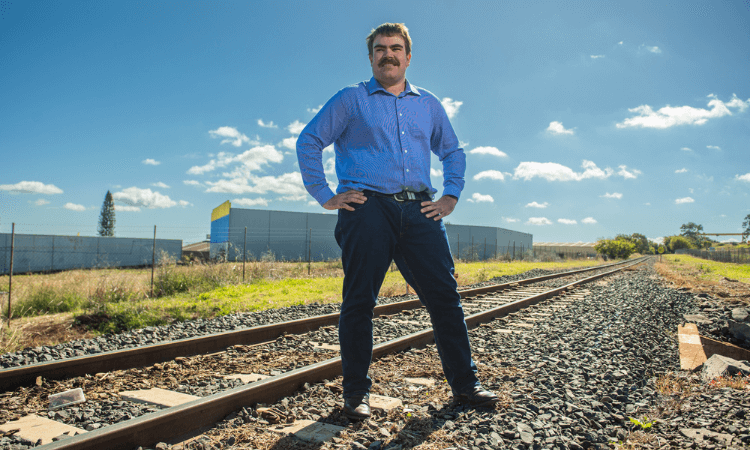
654, 256, 750, 306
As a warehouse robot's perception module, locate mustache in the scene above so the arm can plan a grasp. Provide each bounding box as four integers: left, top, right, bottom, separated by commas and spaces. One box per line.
379, 57, 400, 67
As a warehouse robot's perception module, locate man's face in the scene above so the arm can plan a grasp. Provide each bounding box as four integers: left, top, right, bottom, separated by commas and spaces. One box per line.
369, 34, 411, 87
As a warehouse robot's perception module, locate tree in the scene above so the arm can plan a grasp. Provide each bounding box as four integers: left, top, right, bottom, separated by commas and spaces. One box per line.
743, 214, 750, 244
594, 239, 636, 259
664, 235, 693, 253
98, 191, 116, 237
615, 233, 650, 254
680, 222, 704, 248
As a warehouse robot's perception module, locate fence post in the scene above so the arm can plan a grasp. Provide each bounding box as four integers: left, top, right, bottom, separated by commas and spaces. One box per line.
243, 227, 247, 283
308, 228, 312, 275
7, 223, 15, 320
150, 225, 156, 298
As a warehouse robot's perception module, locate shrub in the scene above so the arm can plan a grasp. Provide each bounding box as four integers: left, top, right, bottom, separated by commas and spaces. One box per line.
594, 239, 636, 260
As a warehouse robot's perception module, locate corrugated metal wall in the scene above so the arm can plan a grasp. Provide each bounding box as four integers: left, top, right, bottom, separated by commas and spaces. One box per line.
0, 234, 182, 275
210, 205, 533, 262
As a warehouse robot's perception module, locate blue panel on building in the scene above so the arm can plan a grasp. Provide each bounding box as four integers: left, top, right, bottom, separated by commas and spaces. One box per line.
210, 216, 229, 244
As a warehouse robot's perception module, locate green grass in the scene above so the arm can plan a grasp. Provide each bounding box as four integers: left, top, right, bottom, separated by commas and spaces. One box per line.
4, 257, 614, 335
662, 254, 750, 283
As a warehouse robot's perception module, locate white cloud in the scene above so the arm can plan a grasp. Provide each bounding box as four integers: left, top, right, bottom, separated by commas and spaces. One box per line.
183, 180, 203, 186
430, 168, 443, 177
675, 197, 695, 205
151, 182, 170, 188
590, 55, 605, 59
469, 146, 507, 158
525, 201, 549, 208
546, 121, 575, 135
33, 199, 50, 206
582, 217, 597, 224
115, 205, 140, 212
473, 170, 506, 181
503, 217, 520, 223
459, 140, 470, 149
618, 41, 623, 45
558, 218, 577, 225
323, 144, 334, 153
281, 136, 298, 151
466, 193, 494, 203
735, 173, 750, 182
178, 200, 192, 207
142, 158, 160, 165
232, 197, 270, 207
113, 187, 178, 209
616, 94, 750, 129
257, 119, 277, 129
205, 172, 307, 200
601, 192, 623, 199
513, 160, 613, 181
526, 217, 552, 226
707, 145, 721, 151
286, 120, 306, 135
675, 168, 688, 174
307, 105, 323, 114
645, 45, 661, 54
441, 98, 462, 119
681, 147, 692, 152
0, 181, 63, 194
617, 165, 642, 179
209, 126, 252, 147
323, 157, 336, 175
188, 145, 283, 175
64, 203, 86, 212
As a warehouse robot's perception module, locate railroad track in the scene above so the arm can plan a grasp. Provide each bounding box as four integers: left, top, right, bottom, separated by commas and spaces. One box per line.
1, 257, 650, 449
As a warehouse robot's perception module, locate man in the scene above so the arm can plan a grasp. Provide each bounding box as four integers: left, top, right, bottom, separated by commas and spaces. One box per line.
297, 23, 498, 420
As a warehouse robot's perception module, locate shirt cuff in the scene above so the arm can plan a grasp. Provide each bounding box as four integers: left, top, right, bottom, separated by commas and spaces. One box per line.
442, 187, 462, 201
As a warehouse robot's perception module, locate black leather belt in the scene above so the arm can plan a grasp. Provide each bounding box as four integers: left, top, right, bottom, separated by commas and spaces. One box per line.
362, 189, 431, 202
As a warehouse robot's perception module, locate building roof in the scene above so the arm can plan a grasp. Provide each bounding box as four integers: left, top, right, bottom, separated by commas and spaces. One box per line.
183, 241, 210, 252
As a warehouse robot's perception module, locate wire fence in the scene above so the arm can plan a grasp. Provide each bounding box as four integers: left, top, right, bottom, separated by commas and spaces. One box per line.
679, 248, 750, 264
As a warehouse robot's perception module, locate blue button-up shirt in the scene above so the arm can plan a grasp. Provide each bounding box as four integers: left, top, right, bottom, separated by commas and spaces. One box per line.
297, 77, 466, 206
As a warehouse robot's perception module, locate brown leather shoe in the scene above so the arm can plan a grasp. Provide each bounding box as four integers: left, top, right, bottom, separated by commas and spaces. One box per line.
343, 393, 371, 420
454, 386, 499, 407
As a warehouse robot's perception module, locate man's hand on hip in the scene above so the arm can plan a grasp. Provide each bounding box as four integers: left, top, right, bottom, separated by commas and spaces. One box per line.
323, 190, 368, 211
421, 195, 457, 221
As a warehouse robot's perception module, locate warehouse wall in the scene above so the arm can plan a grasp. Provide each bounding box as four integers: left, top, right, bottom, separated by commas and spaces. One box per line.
0, 234, 182, 275
210, 205, 532, 262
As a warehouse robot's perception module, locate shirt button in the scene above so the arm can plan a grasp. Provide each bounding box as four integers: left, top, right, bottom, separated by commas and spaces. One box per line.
401, 131, 404, 134
406, 169, 410, 172
399, 113, 402, 116
404, 150, 408, 153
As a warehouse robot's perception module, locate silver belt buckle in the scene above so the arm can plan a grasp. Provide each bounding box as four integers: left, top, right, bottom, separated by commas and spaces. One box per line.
394, 191, 416, 202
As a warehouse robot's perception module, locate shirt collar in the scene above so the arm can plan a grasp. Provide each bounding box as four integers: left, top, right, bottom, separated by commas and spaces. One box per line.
366, 76, 421, 97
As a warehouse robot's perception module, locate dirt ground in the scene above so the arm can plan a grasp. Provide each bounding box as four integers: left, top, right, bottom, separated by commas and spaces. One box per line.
654, 260, 750, 306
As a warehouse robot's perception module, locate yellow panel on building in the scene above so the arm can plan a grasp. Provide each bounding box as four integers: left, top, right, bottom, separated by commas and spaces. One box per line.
211, 201, 231, 222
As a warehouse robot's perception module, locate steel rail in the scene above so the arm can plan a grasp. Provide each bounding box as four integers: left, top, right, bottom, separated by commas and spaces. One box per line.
39, 257, 650, 450
0, 258, 642, 391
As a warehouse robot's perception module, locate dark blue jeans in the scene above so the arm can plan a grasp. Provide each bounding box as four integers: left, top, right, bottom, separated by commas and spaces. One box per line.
334, 193, 479, 398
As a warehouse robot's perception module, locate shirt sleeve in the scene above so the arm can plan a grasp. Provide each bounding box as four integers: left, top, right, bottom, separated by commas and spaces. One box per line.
296, 91, 350, 206
430, 97, 466, 200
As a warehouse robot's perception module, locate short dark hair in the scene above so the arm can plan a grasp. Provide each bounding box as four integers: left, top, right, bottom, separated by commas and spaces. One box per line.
366, 23, 412, 56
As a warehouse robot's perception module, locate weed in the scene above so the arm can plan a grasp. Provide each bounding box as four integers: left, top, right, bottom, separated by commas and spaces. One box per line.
708, 374, 749, 390
10, 284, 84, 317
629, 416, 656, 430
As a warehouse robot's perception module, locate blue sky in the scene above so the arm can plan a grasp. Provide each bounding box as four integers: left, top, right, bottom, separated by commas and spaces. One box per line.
1, 0, 749, 245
